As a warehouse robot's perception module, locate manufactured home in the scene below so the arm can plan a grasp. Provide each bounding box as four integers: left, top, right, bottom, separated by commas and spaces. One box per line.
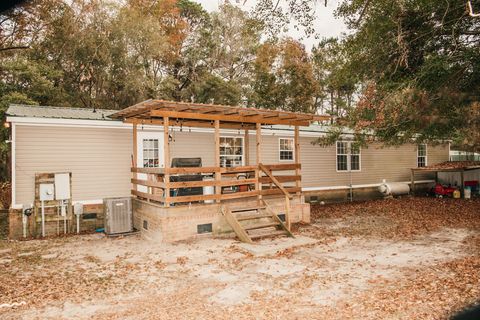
5, 101, 449, 241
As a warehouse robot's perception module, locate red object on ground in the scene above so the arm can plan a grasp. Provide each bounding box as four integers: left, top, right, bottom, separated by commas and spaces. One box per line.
465, 180, 478, 187
434, 183, 456, 197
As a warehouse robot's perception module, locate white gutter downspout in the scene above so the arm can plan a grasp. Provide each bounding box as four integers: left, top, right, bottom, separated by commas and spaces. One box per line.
11, 122, 16, 208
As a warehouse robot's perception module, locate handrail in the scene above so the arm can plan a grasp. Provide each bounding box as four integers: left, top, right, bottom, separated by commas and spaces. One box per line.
258, 163, 293, 199
258, 163, 293, 230
131, 163, 299, 206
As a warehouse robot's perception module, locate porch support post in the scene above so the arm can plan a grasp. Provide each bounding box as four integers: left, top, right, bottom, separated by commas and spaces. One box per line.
410, 169, 415, 196
132, 123, 138, 192
256, 123, 262, 200
164, 117, 170, 207
294, 126, 301, 195
244, 129, 250, 165
214, 120, 221, 203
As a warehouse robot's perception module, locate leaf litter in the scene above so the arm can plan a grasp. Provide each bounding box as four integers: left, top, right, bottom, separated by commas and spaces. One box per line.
0, 197, 478, 319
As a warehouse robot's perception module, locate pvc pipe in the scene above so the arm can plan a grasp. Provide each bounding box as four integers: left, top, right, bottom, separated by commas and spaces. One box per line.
41, 200, 45, 237
61, 201, 66, 234
22, 214, 27, 238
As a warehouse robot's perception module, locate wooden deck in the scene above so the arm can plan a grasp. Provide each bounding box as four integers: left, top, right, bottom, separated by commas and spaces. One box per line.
113, 99, 322, 237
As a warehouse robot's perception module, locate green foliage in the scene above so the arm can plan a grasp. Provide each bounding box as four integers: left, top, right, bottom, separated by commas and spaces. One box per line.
250, 39, 318, 113
336, 0, 480, 150
0, 92, 38, 181
252, 0, 480, 151
312, 38, 357, 120
9, 0, 465, 181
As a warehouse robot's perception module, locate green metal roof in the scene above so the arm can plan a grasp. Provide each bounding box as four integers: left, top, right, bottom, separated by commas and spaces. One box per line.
6, 104, 118, 121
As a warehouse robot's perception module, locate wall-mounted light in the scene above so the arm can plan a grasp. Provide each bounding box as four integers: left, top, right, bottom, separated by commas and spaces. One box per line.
3, 122, 10, 129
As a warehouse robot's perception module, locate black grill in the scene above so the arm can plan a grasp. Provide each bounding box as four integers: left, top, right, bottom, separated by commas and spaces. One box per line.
171, 157, 202, 168
170, 158, 204, 198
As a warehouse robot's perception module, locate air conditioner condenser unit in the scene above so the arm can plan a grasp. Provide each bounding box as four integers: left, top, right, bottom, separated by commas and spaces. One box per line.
103, 197, 133, 235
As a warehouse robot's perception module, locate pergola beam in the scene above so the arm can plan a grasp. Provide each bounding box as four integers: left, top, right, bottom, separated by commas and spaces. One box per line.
125, 118, 256, 129
150, 109, 310, 126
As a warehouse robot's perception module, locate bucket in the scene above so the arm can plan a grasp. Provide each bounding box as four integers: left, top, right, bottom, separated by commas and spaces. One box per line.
203, 176, 215, 204
453, 189, 461, 199
237, 174, 249, 192
464, 187, 471, 199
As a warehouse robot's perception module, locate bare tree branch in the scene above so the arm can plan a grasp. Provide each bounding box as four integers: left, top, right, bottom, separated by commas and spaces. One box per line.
0, 45, 29, 52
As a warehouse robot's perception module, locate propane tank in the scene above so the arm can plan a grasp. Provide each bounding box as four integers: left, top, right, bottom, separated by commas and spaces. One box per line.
378, 182, 410, 196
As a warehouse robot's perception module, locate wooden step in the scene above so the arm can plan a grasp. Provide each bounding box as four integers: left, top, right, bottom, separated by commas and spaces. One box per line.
249, 230, 288, 240
230, 205, 266, 213
244, 222, 279, 231
236, 213, 273, 221
221, 206, 253, 244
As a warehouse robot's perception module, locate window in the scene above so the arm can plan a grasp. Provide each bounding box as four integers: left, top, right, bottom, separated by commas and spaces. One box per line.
336, 142, 348, 171
417, 144, 427, 167
219, 137, 243, 167
279, 138, 294, 161
143, 139, 159, 168
336, 141, 361, 171
350, 144, 361, 171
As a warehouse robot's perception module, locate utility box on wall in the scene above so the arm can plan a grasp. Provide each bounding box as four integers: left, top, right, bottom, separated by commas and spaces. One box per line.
39, 184, 54, 201
54, 173, 71, 200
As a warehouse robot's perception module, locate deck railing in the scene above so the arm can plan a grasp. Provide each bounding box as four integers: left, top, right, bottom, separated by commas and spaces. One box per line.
131, 163, 301, 207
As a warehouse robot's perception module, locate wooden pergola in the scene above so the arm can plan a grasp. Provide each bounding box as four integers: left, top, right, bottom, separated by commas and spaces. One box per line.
110, 99, 329, 227
111, 99, 328, 128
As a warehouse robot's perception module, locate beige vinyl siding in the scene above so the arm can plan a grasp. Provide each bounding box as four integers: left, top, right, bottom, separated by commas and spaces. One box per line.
170, 131, 216, 166
248, 132, 448, 187
300, 137, 449, 188
14, 124, 450, 206
247, 133, 296, 165
15, 125, 133, 205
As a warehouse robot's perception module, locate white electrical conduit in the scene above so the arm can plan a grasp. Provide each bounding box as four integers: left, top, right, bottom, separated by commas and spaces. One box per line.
76, 212, 80, 234
22, 214, 27, 239
60, 200, 67, 234
41, 200, 45, 237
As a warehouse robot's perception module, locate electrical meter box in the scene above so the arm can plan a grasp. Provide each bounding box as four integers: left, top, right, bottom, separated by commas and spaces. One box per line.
39, 184, 55, 201
74, 203, 84, 215
54, 173, 71, 200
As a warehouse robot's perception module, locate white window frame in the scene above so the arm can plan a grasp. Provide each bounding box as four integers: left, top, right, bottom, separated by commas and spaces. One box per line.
417, 144, 427, 168
136, 131, 164, 193
142, 138, 160, 168
278, 137, 295, 161
336, 141, 361, 172
136, 131, 164, 169
219, 136, 244, 167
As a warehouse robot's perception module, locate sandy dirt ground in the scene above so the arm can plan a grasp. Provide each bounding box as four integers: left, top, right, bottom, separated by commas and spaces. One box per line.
0, 197, 479, 319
